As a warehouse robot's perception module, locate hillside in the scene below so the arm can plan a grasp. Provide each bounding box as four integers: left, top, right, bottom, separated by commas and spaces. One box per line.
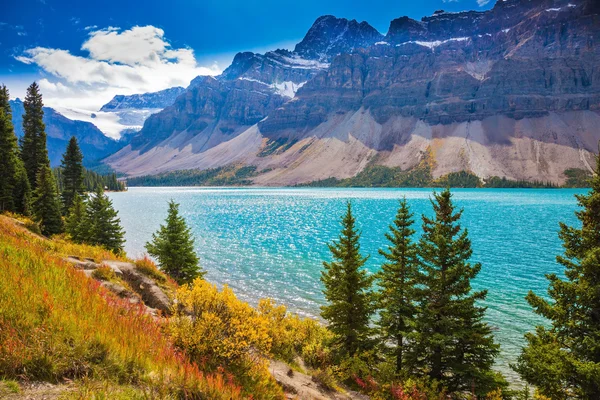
107, 0, 600, 185
0, 214, 243, 399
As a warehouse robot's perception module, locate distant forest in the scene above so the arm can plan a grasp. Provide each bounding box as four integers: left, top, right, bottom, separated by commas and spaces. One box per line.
54, 168, 126, 192
126, 163, 592, 189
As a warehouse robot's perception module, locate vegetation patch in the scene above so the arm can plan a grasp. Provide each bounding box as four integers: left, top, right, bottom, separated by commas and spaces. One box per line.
258, 137, 298, 157
127, 164, 259, 186
91, 264, 117, 281
562, 167, 593, 188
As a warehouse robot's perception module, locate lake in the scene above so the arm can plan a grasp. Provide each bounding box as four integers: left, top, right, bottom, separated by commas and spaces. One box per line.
108, 187, 584, 382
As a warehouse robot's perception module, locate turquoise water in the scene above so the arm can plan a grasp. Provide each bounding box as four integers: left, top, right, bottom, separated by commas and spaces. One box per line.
108, 187, 584, 381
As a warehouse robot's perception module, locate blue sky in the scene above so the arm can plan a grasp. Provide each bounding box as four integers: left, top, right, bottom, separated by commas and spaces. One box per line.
0, 0, 494, 111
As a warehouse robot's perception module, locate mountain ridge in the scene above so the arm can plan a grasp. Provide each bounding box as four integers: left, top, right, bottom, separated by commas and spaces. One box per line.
106, 0, 600, 185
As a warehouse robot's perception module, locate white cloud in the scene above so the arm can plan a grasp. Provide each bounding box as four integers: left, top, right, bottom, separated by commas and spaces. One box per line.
14, 25, 222, 127
477, 0, 491, 6
38, 78, 71, 94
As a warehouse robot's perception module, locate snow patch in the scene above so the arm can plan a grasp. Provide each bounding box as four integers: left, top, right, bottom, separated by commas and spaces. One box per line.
272, 81, 306, 98
375, 41, 390, 46
404, 37, 470, 50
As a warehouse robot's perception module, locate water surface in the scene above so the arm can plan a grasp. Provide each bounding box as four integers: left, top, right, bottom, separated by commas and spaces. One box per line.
108, 187, 584, 381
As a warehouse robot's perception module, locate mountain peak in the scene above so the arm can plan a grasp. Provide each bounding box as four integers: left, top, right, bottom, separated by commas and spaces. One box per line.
293, 15, 383, 61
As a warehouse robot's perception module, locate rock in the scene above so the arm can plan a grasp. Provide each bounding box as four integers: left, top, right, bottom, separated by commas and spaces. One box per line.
64, 258, 173, 315
103, 261, 172, 314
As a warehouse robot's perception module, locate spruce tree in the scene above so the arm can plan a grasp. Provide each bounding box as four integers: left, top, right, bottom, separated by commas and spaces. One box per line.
376, 198, 420, 374
31, 164, 63, 236
0, 85, 30, 214
514, 153, 600, 399
412, 189, 500, 394
145, 200, 204, 285
321, 202, 375, 358
65, 194, 87, 243
13, 161, 31, 215
84, 186, 125, 253
60, 136, 85, 213
20, 82, 49, 190
0, 97, 17, 211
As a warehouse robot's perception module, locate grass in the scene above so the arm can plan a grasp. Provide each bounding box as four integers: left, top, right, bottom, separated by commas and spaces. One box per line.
0, 214, 243, 399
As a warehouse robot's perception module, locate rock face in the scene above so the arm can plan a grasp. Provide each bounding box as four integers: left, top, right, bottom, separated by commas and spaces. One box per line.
107, 15, 371, 161
100, 87, 186, 112
107, 0, 600, 185
294, 15, 384, 61
10, 99, 121, 167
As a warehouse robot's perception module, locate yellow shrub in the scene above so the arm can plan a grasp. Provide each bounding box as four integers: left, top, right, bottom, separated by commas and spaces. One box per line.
258, 299, 333, 368
170, 279, 281, 398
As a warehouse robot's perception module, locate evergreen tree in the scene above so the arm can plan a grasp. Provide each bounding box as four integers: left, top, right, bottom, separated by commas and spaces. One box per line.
13, 161, 31, 215
514, 152, 600, 399
84, 186, 125, 253
412, 189, 500, 394
20, 82, 49, 190
0, 88, 17, 211
60, 136, 85, 213
0, 85, 30, 214
376, 198, 420, 374
145, 200, 204, 285
321, 202, 375, 358
31, 164, 63, 236
65, 194, 87, 242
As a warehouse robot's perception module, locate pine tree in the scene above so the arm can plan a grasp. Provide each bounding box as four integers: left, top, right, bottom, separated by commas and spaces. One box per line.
13, 161, 31, 215
514, 152, 600, 399
20, 82, 49, 190
376, 198, 420, 374
31, 164, 63, 236
65, 194, 87, 242
60, 136, 85, 213
412, 189, 500, 394
84, 186, 125, 253
321, 202, 375, 358
0, 88, 17, 211
0, 85, 30, 214
145, 200, 204, 285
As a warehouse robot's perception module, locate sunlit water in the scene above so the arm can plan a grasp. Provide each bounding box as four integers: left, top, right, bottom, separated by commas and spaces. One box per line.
108, 187, 584, 382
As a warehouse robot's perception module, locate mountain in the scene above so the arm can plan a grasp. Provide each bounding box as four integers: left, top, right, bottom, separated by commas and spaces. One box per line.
10, 99, 121, 167
107, 0, 600, 185
100, 86, 186, 111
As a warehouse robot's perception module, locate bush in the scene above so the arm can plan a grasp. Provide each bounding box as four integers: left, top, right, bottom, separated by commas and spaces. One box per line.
258, 298, 333, 368
312, 367, 338, 392
91, 265, 117, 281
134, 256, 166, 283
169, 279, 282, 398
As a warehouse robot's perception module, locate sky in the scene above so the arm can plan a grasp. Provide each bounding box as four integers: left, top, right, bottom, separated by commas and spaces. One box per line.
0, 0, 494, 113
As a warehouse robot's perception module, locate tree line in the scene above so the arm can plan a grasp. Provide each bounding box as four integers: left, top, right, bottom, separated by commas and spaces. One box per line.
320, 177, 600, 397
0, 82, 125, 249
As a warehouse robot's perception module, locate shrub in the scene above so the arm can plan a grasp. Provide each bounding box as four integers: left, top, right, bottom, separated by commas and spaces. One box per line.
91, 265, 117, 281
134, 256, 167, 283
312, 367, 338, 392
257, 298, 333, 369
169, 279, 282, 398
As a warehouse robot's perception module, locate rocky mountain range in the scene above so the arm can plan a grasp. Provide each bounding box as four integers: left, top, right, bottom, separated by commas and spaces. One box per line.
106, 0, 600, 185
10, 99, 121, 167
